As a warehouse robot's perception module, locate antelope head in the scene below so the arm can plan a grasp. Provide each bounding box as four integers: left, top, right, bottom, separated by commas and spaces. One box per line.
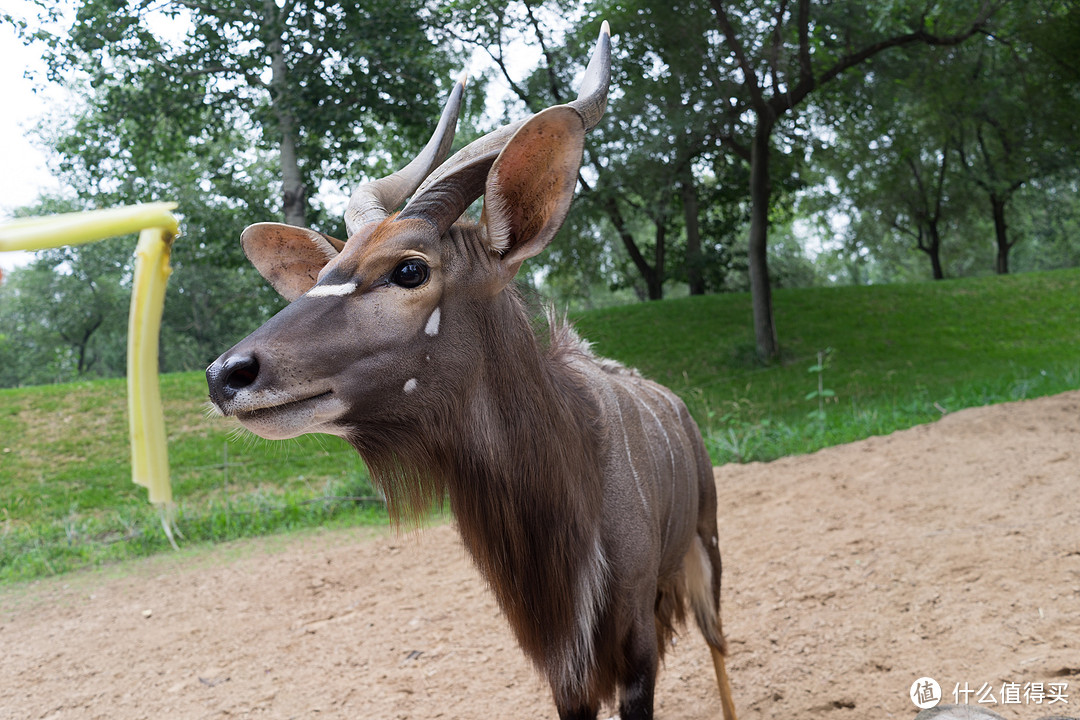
206, 24, 611, 448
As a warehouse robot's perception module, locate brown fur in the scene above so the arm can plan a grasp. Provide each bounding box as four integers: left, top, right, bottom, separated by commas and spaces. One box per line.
338, 253, 725, 710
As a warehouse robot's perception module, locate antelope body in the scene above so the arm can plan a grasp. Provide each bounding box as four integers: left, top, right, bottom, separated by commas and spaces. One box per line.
206, 24, 736, 720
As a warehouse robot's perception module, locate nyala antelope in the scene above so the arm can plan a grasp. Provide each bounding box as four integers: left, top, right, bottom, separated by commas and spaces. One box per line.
207, 23, 736, 720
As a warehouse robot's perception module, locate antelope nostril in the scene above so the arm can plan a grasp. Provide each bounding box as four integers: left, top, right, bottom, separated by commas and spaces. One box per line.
223, 355, 260, 393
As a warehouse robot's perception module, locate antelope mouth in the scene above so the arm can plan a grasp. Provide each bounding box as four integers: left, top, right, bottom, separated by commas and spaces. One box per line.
234, 390, 345, 440
236, 390, 334, 420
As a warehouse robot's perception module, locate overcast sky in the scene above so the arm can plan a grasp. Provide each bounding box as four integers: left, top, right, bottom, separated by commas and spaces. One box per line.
1, 1, 67, 270
1, 3, 64, 221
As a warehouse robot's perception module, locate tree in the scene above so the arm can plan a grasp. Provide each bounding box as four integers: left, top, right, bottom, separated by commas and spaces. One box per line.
579, 0, 748, 299
809, 2, 1080, 282
0, 245, 127, 385
0, 113, 294, 387
2, 2, 473, 386
455, 1, 996, 336
706, 0, 997, 359
948, 5, 1080, 274
444, 0, 751, 301
25, 0, 460, 229
1009, 176, 1080, 272
810, 42, 971, 281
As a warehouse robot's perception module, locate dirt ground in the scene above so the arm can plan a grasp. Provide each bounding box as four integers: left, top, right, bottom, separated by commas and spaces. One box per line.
2, 391, 1079, 720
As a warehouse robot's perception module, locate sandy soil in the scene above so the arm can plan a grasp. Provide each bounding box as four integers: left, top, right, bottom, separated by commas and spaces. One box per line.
2, 391, 1079, 720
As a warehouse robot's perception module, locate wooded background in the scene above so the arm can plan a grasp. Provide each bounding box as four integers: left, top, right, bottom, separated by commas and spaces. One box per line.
1, 0, 1078, 385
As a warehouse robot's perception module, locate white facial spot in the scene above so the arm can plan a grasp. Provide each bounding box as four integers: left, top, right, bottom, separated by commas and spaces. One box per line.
424, 307, 441, 336
307, 282, 357, 298
712, 535, 719, 547
403, 378, 418, 394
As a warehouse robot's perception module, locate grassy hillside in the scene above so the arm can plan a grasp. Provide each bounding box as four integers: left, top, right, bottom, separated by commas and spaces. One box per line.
2, 268, 1079, 581
576, 268, 1080, 460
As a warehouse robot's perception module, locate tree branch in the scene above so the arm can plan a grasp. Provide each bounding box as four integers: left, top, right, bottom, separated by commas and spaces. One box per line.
932, 143, 950, 223
891, 216, 922, 244
904, 154, 929, 220
782, 5, 994, 113
768, 0, 788, 96
523, 1, 565, 104
709, 1, 765, 108
975, 124, 999, 186
600, 193, 655, 282
717, 133, 751, 162
442, 23, 534, 111
796, 0, 812, 86
166, 0, 245, 23
824, 27, 985, 88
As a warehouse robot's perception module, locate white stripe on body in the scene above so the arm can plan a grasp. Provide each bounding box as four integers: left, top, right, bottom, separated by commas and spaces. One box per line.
606, 379, 651, 517
621, 379, 682, 547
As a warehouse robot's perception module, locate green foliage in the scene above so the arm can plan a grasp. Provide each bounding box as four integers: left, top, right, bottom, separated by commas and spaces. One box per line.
0, 185, 287, 386
4, 3, 1080, 392
0, 234, 127, 385
808, 2, 1080, 282
2, 1, 470, 387
1010, 178, 1080, 272
444, 1, 760, 299
10, 0, 1080, 315
26, 0, 461, 219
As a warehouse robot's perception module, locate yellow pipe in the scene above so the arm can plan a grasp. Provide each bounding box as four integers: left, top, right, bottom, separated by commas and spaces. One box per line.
0, 204, 179, 528
0, 202, 178, 251
127, 226, 176, 506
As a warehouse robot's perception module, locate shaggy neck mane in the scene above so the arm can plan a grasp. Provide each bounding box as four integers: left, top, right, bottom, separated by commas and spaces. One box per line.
350, 289, 606, 676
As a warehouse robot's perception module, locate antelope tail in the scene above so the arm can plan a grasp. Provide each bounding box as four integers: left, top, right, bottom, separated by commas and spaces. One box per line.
684, 535, 737, 720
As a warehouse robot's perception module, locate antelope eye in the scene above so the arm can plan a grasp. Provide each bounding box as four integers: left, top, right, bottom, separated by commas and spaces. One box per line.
391, 259, 429, 289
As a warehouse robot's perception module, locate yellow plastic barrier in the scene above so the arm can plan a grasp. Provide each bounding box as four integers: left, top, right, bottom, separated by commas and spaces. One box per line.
0, 202, 180, 546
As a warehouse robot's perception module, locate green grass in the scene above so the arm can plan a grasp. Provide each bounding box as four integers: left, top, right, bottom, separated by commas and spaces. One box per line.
0, 373, 386, 581
2, 268, 1079, 581
574, 268, 1080, 462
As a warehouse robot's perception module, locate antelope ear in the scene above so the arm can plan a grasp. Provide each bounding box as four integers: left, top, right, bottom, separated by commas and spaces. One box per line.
240, 222, 344, 302
483, 105, 586, 276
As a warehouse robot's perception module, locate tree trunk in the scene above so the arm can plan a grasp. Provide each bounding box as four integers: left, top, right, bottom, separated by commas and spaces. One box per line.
679, 167, 705, 295
928, 249, 944, 281
926, 225, 945, 280
265, 0, 306, 227
63, 313, 103, 375
747, 117, 778, 361
278, 115, 307, 228
602, 195, 661, 301
990, 193, 1010, 274
649, 219, 666, 301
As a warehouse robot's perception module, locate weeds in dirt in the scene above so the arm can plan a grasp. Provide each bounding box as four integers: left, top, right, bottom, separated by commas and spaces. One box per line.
805, 347, 836, 430
701, 361, 1080, 465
